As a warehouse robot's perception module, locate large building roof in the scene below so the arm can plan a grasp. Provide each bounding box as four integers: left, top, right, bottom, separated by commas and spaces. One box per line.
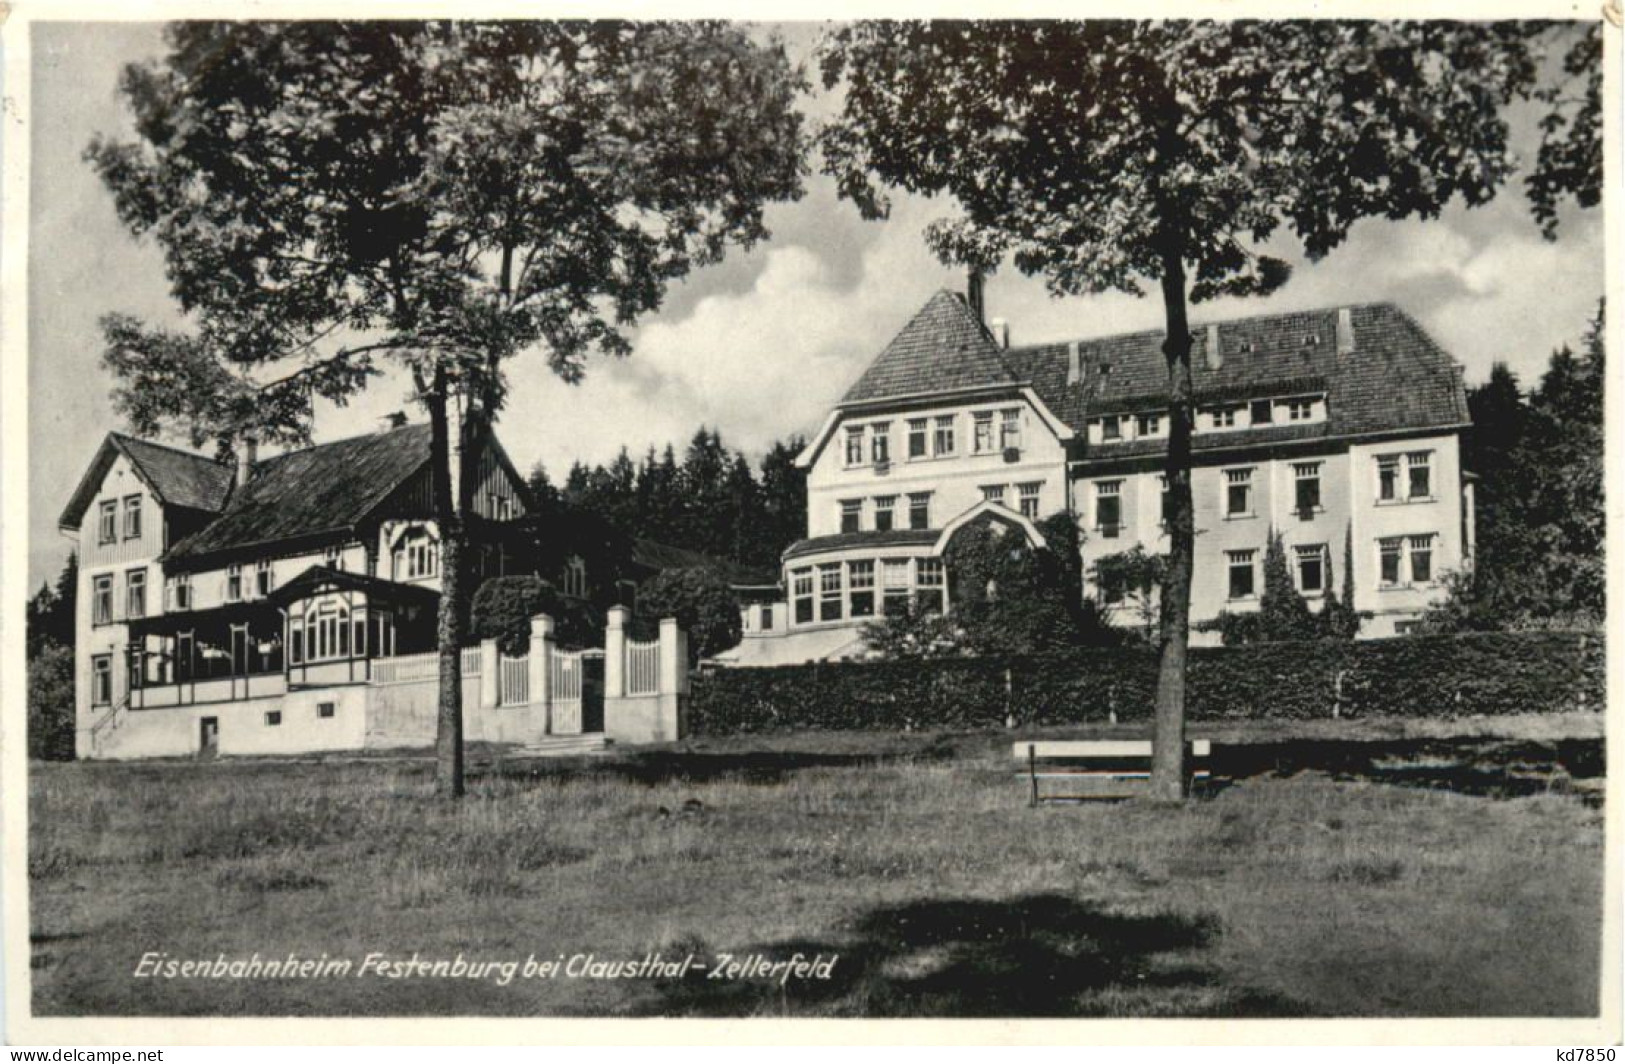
59, 433, 237, 531
1002, 302, 1469, 448
840, 289, 1018, 405
828, 294, 1468, 455
164, 423, 434, 564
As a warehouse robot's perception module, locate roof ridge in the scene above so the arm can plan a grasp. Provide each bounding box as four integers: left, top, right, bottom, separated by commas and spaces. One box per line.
1005, 301, 1410, 355
108, 431, 225, 465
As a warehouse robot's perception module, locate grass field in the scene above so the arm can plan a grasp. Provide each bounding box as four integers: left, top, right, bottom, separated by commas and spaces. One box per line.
28, 714, 1606, 1018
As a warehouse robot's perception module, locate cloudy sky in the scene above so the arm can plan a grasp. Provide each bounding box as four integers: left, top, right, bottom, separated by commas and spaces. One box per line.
25, 20, 1605, 589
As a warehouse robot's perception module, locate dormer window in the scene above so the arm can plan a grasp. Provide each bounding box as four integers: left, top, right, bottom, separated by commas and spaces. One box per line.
1136, 413, 1162, 437
1286, 398, 1315, 421
1101, 417, 1122, 442
1250, 399, 1273, 425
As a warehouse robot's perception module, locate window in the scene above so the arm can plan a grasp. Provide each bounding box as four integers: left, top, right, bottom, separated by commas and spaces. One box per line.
562, 556, 587, 598
1136, 413, 1162, 437
981, 484, 1007, 506
1377, 455, 1401, 501
844, 425, 864, 467
1225, 468, 1254, 517
169, 574, 192, 611
882, 559, 912, 616
125, 569, 146, 620
916, 557, 946, 614
874, 496, 896, 532
840, 499, 863, 535
1293, 462, 1322, 515
973, 412, 995, 454
91, 655, 112, 706
1018, 483, 1042, 520
908, 492, 931, 531
1378, 537, 1404, 587
907, 419, 928, 460
265, 710, 282, 727
123, 496, 142, 540
792, 568, 814, 625
1407, 452, 1433, 499
819, 564, 844, 622
1095, 481, 1122, 538
92, 575, 113, 625
933, 415, 956, 456
98, 500, 117, 545
1409, 534, 1434, 584
255, 559, 273, 597
1101, 416, 1122, 441
317, 702, 336, 720
1250, 399, 1274, 425
324, 545, 345, 572
305, 600, 353, 662
1227, 549, 1256, 600
397, 531, 438, 580
849, 560, 876, 618
1295, 544, 1327, 595
1394, 620, 1421, 636
1000, 409, 1022, 451
226, 563, 243, 603
871, 423, 890, 466
1287, 398, 1315, 421
759, 605, 774, 631
1210, 406, 1238, 429
1158, 475, 1173, 527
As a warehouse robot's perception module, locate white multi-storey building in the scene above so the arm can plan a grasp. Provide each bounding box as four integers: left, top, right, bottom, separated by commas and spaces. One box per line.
721, 288, 1475, 665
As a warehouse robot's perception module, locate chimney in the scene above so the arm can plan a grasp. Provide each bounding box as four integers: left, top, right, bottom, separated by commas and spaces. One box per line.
379, 411, 409, 433
989, 318, 1010, 350
1206, 324, 1223, 370
236, 433, 258, 486
966, 268, 985, 324
1065, 341, 1082, 386
1336, 307, 1355, 355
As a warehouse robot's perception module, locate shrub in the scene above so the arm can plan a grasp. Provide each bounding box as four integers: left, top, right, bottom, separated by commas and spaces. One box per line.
470, 576, 600, 653
637, 569, 741, 664
28, 641, 76, 761
690, 630, 1603, 734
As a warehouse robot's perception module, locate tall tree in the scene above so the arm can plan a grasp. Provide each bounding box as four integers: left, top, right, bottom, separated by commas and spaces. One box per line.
90, 21, 806, 796
819, 20, 1591, 799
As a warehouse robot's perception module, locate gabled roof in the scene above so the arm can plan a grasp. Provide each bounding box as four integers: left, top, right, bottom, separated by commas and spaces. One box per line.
1000, 302, 1469, 449
164, 423, 434, 565
840, 289, 1019, 405
265, 564, 441, 609
59, 433, 236, 531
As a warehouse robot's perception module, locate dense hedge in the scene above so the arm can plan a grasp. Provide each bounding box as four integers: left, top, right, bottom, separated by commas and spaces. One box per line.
689, 631, 1604, 734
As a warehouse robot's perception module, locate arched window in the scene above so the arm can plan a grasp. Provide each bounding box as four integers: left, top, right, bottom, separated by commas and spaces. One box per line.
392, 526, 439, 580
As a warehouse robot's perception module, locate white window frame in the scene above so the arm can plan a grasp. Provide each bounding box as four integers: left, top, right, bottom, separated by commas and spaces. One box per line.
972, 411, 995, 454
123, 495, 142, 540
906, 419, 928, 460
92, 574, 113, 625
1018, 482, 1042, 519
844, 425, 865, 468
981, 484, 1007, 506
1224, 467, 1255, 519
848, 559, 877, 618
226, 563, 243, 603
1294, 543, 1328, 596
254, 559, 274, 598
999, 408, 1022, 451
91, 655, 112, 706
98, 500, 117, 545
1226, 549, 1257, 601
908, 492, 931, 531
873, 495, 896, 532
839, 499, 863, 534
1293, 461, 1322, 515
818, 563, 844, 622
1376, 454, 1401, 502
125, 569, 146, 620
1094, 480, 1123, 538
932, 415, 956, 457
791, 568, 815, 625
871, 423, 891, 466
1406, 451, 1434, 500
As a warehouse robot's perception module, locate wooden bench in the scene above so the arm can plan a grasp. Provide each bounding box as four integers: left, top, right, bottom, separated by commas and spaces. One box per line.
1014, 740, 1212, 804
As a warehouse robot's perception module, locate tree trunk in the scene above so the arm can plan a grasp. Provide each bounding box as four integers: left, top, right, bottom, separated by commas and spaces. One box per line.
1149, 247, 1195, 802
426, 367, 466, 799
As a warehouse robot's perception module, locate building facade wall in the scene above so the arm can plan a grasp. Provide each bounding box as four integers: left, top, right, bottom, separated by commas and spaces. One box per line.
74, 453, 164, 757
804, 396, 1069, 539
